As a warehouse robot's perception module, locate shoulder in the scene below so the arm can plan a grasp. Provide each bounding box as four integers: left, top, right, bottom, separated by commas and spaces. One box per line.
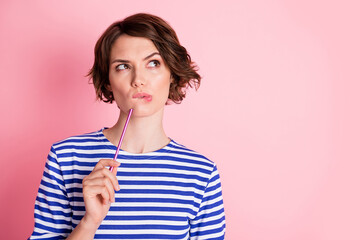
167, 139, 216, 169
51, 128, 108, 151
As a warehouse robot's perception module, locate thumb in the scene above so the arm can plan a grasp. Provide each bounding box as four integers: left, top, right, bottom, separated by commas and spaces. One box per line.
111, 165, 119, 174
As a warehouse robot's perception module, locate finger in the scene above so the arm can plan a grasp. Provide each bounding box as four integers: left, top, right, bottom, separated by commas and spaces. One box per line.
111, 165, 119, 174
103, 177, 116, 203
86, 168, 120, 191
83, 185, 110, 204
83, 177, 112, 186
111, 166, 120, 191
93, 159, 120, 171
100, 187, 111, 205
83, 177, 116, 202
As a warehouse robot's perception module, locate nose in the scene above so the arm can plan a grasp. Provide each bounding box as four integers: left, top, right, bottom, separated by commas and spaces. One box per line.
131, 69, 145, 88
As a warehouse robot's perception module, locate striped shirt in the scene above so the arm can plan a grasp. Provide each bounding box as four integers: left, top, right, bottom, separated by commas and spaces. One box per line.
29, 128, 225, 240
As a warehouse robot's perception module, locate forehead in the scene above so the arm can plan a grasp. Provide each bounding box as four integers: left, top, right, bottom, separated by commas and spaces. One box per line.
110, 34, 158, 59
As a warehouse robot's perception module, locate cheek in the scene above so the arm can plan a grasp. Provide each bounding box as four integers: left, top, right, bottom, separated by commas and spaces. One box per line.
157, 79, 171, 97
109, 73, 125, 91
113, 86, 128, 99
156, 72, 171, 90
109, 81, 128, 101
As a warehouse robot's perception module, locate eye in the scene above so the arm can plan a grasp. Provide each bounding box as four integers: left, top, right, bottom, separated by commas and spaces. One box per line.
115, 64, 130, 71
148, 60, 160, 68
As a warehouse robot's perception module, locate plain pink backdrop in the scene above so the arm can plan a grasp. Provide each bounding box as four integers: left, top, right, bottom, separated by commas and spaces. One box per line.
1, 0, 359, 239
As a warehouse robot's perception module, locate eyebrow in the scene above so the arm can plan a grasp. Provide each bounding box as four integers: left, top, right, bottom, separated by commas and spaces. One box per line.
111, 52, 160, 64
143, 52, 160, 60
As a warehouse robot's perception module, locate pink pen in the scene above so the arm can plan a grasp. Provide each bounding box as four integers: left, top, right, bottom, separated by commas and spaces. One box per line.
109, 108, 133, 171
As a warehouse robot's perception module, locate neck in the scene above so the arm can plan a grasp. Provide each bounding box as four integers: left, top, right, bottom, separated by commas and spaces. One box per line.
104, 108, 169, 154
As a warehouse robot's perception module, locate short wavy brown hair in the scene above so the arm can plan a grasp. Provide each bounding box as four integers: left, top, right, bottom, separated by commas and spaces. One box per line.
88, 13, 201, 104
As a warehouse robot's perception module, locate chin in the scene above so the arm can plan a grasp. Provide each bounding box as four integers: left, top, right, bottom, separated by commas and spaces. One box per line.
131, 106, 164, 118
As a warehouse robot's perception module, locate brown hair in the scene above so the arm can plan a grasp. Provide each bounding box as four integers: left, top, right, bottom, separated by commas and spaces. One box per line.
88, 13, 201, 104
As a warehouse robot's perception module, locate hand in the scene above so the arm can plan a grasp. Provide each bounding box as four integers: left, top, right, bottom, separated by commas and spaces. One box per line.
81, 159, 121, 230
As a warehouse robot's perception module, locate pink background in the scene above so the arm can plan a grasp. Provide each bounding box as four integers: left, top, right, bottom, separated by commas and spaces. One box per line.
1, 0, 359, 239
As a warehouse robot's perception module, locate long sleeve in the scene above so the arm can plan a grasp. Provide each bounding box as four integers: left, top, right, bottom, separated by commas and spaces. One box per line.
189, 165, 226, 240
29, 146, 72, 239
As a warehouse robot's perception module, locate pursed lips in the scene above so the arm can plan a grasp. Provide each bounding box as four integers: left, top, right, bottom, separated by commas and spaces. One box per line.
132, 92, 152, 102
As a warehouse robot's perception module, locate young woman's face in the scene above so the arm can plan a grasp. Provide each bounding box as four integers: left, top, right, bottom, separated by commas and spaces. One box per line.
108, 34, 172, 117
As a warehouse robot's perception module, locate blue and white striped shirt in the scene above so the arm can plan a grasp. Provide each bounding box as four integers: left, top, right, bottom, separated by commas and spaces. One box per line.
29, 128, 225, 239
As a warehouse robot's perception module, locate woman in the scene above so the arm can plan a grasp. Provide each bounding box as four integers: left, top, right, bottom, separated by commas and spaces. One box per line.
29, 13, 225, 240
